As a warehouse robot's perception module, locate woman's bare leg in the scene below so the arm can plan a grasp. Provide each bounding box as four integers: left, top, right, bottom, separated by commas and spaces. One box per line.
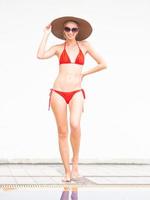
69, 91, 84, 178
50, 91, 71, 180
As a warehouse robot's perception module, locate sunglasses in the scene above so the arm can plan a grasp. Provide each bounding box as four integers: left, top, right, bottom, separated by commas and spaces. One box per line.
64, 26, 79, 33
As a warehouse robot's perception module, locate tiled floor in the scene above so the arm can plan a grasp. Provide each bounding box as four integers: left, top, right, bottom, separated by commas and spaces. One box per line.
1, 164, 150, 187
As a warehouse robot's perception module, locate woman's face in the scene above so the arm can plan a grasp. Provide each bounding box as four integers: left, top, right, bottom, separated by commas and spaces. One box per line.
63, 21, 79, 40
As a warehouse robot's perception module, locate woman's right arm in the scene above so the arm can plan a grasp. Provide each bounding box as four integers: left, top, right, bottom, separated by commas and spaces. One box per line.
37, 24, 57, 59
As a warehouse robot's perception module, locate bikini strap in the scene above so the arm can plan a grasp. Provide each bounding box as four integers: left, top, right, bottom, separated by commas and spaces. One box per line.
65, 41, 80, 49
77, 41, 82, 51
48, 89, 53, 111
64, 41, 66, 49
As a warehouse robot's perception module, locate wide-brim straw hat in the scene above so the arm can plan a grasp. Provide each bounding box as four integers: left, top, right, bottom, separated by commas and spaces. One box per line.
51, 16, 92, 41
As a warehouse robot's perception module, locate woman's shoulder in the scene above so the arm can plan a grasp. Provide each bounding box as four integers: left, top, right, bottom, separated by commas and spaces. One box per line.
78, 40, 92, 51
78, 40, 91, 47
51, 42, 65, 54
52, 42, 65, 49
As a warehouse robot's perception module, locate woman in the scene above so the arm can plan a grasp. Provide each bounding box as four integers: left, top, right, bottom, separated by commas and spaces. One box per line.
37, 16, 107, 182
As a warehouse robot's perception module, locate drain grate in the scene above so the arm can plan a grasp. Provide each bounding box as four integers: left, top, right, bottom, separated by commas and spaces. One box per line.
0, 184, 99, 190
1, 183, 150, 191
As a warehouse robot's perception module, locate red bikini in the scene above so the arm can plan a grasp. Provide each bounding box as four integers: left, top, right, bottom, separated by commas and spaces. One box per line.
59, 41, 84, 65
48, 41, 86, 111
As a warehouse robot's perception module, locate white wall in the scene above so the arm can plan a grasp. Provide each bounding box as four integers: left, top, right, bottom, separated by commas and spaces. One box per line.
0, 0, 150, 161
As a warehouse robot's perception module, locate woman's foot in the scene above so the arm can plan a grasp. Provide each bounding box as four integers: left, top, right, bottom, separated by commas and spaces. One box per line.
62, 173, 71, 182
71, 165, 80, 179
71, 159, 80, 180
62, 177, 71, 182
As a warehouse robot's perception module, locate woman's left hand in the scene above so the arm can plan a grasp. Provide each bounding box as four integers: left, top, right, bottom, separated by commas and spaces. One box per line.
80, 73, 84, 81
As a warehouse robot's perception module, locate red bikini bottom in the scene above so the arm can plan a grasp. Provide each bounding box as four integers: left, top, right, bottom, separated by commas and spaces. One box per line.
48, 88, 86, 112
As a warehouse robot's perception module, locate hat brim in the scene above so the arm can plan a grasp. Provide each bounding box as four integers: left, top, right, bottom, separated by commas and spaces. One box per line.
51, 16, 92, 41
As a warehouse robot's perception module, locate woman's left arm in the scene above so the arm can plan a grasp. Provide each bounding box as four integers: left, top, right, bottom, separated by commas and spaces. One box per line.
82, 41, 107, 77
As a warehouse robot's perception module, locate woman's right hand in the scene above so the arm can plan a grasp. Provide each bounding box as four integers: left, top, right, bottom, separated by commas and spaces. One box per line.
43, 23, 52, 34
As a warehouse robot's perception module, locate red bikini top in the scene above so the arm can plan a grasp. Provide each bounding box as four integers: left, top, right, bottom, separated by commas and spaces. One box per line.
59, 41, 84, 65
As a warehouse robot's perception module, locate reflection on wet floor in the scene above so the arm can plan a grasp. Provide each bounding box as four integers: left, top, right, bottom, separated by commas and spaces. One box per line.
1, 185, 150, 200
1, 186, 79, 200
60, 186, 78, 200
1, 164, 150, 199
